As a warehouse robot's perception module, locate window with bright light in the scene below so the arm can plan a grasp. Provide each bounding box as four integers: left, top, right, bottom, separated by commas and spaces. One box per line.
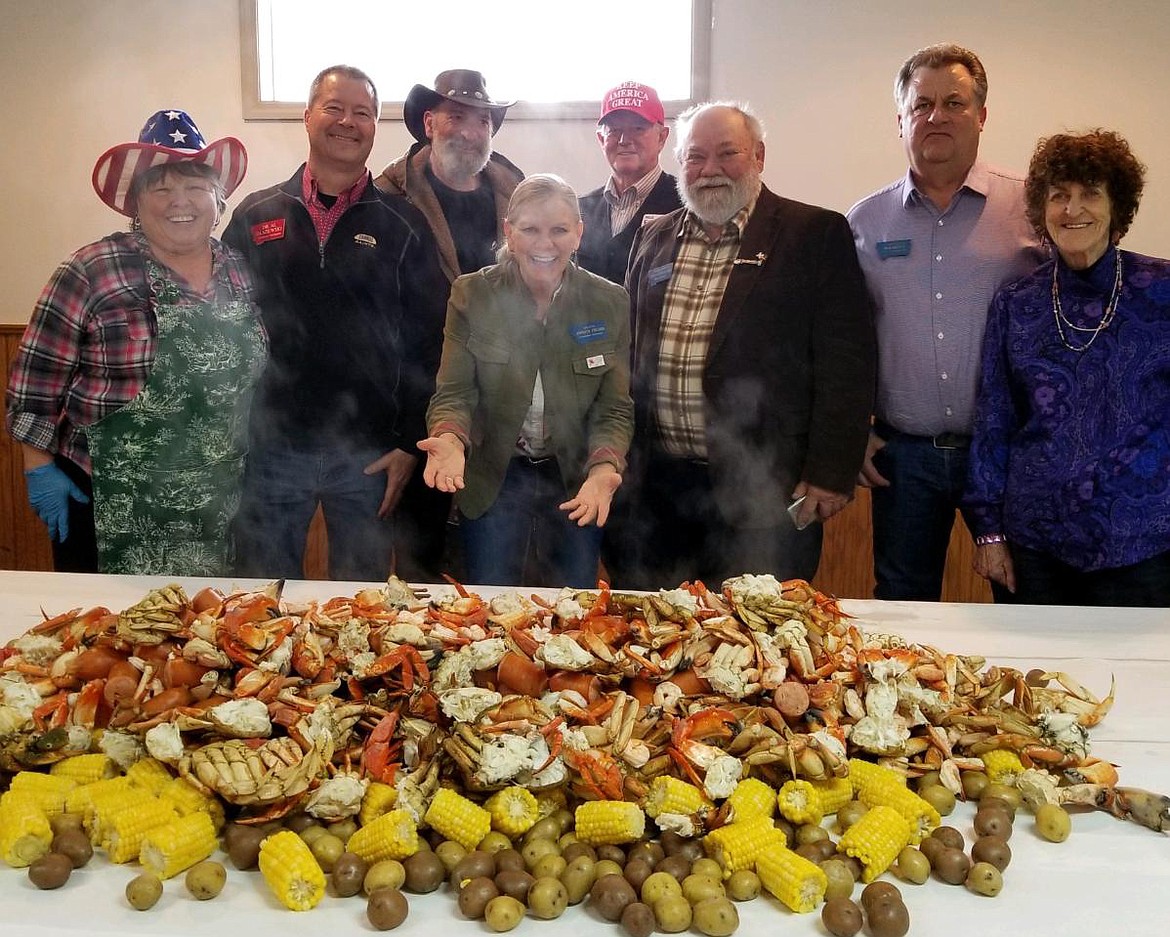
240, 0, 710, 120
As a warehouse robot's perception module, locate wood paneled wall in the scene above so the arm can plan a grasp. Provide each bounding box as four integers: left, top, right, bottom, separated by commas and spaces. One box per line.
1, 324, 989, 601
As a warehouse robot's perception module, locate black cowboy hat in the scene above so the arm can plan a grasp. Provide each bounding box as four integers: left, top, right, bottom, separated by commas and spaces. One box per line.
403, 69, 515, 143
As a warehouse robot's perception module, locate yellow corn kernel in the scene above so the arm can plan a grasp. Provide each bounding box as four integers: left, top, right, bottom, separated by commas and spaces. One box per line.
643, 776, 710, 819
50, 754, 118, 785
259, 829, 327, 911
848, 759, 939, 843
90, 781, 155, 845
703, 815, 786, 875
756, 845, 828, 913
574, 800, 646, 846
126, 757, 175, 795
535, 787, 568, 819
777, 779, 823, 825
837, 804, 912, 882
65, 776, 135, 829
425, 787, 493, 851
348, 808, 420, 863
0, 797, 52, 867
980, 750, 1025, 786
726, 777, 776, 821
359, 781, 399, 828
102, 798, 179, 863
808, 776, 855, 816
484, 786, 540, 836
8, 771, 77, 816
159, 777, 225, 830
139, 811, 218, 879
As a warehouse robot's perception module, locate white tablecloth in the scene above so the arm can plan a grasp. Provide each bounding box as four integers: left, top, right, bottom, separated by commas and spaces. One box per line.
1, 572, 1167, 935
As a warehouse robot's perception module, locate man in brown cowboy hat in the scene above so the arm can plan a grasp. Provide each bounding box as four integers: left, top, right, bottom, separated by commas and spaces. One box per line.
375, 68, 524, 582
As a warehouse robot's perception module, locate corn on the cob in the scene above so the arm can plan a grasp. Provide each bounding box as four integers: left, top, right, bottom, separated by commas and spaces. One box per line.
809, 776, 854, 816
68, 776, 135, 833
50, 753, 118, 785
484, 786, 540, 836
703, 815, 786, 875
139, 810, 217, 879
89, 780, 155, 844
725, 777, 776, 821
102, 798, 178, 863
574, 799, 646, 846
425, 787, 492, 851
159, 777, 225, 830
848, 758, 939, 843
359, 781, 398, 827
756, 845, 828, 913
259, 829, 326, 911
0, 797, 52, 867
8, 771, 77, 815
347, 808, 420, 863
535, 787, 567, 819
777, 779, 824, 825
980, 750, 1025, 786
126, 757, 175, 795
643, 776, 710, 819
837, 804, 912, 882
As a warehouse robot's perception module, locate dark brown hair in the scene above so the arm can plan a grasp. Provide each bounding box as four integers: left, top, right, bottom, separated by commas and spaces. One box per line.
1024, 129, 1146, 240
894, 43, 988, 109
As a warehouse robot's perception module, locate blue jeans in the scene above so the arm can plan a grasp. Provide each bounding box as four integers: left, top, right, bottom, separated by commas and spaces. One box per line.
871, 432, 974, 601
460, 458, 603, 588
1005, 544, 1170, 606
234, 440, 393, 582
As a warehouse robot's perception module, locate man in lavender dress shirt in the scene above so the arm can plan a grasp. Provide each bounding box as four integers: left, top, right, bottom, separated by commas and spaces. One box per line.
847, 43, 1045, 600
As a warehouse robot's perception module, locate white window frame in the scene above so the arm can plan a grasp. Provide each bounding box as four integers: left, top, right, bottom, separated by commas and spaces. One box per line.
238, 0, 711, 121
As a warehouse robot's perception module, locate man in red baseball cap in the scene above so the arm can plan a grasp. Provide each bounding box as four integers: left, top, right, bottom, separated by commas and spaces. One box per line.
578, 81, 681, 286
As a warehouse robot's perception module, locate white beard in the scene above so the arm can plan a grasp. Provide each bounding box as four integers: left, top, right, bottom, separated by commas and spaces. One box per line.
431, 134, 491, 183
680, 168, 762, 227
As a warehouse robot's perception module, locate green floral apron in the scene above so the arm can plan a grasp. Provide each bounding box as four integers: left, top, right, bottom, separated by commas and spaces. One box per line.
86, 257, 266, 575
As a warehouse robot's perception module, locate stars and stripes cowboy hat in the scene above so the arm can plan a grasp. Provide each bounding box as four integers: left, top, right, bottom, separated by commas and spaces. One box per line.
91, 110, 247, 217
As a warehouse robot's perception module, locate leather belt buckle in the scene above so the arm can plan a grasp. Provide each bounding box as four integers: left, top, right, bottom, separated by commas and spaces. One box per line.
932, 432, 971, 450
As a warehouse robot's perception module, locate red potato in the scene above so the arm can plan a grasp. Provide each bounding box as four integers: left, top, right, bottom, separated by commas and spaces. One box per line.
160, 658, 210, 689
103, 660, 142, 707
74, 646, 125, 681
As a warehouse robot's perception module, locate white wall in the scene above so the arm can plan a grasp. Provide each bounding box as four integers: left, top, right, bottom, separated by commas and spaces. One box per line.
2, 0, 1168, 323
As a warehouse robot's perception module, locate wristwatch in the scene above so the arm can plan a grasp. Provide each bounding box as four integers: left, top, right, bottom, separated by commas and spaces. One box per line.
974, 533, 1007, 546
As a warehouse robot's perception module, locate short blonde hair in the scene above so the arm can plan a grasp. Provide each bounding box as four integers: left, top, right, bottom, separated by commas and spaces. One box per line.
506, 173, 580, 224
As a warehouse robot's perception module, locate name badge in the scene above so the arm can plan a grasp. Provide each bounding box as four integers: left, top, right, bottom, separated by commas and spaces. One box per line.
877, 239, 911, 259
569, 321, 608, 344
250, 219, 286, 245
354, 233, 377, 249
586, 354, 606, 369
648, 263, 673, 285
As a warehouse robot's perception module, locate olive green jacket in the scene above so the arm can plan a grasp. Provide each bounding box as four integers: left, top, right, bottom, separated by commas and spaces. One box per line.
427, 262, 634, 519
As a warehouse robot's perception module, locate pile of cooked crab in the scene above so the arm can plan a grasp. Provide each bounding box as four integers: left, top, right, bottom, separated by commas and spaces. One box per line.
1, 574, 1166, 831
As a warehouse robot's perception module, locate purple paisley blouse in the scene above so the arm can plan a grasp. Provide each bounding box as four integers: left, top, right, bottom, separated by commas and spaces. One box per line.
964, 247, 1170, 571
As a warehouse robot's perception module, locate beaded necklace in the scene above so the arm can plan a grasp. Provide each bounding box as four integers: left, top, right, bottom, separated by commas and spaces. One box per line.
1052, 247, 1123, 352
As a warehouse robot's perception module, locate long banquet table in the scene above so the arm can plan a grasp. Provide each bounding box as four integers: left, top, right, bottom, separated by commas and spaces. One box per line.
0, 571, 1167, 936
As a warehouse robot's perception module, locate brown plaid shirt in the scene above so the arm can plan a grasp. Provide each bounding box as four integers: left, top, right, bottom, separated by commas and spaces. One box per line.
654, 201, 754, 458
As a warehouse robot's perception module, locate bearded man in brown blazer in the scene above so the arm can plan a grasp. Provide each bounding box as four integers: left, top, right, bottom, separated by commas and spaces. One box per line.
605, 102, 875, 590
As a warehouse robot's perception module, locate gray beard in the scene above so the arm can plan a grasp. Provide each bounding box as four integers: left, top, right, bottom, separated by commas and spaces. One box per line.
431, 136, 491, 183
680, 170, 762, 227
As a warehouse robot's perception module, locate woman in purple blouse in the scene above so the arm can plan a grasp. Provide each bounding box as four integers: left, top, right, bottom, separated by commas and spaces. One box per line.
965, 130, 1170, 606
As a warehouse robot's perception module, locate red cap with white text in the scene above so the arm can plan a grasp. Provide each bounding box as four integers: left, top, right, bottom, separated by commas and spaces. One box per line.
598, 81, 665, 125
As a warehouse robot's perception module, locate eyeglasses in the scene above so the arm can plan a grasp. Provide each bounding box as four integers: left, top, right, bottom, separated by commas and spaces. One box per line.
600, 123, 654, 140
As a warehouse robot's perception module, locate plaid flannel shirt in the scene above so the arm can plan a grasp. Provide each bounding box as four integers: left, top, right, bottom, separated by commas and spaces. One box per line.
5, 231, 257, 473
654, 202, 753, 458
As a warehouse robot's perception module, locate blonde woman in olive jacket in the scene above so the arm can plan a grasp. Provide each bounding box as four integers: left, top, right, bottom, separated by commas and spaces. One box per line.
419, 175, 633, 587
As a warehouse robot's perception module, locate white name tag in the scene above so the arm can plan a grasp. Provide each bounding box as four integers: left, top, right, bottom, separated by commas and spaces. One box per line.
586, 354, 606, 369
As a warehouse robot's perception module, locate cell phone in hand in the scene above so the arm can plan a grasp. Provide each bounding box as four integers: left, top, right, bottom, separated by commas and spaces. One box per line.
787, 495, 812, 531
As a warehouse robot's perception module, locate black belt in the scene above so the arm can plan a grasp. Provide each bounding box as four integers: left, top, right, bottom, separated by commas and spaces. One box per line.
874, 420, 971, 450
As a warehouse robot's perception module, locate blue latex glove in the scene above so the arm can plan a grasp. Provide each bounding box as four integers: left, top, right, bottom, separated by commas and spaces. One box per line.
24, 463, 89, 543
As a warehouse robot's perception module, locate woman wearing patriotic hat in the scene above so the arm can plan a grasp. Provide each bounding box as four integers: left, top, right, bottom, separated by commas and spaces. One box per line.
5, 110, 267, 575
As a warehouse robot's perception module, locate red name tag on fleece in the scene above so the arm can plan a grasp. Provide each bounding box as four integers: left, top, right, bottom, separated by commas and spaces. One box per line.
250, 219, 286, 245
